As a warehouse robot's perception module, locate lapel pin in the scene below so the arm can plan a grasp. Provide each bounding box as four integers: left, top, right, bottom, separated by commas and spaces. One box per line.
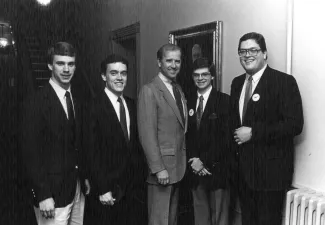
189, 109, 194, 116
252, 93, 260, 102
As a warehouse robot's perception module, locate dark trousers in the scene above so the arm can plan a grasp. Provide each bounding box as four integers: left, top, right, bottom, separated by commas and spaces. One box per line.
229, 177, 286, 225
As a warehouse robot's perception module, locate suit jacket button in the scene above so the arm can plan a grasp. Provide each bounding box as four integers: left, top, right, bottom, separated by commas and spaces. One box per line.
75, 165, 78, 169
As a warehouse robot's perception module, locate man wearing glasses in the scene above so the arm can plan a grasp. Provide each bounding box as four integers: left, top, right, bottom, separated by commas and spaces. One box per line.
186, 58, 229, 225
229, 32, 304, 225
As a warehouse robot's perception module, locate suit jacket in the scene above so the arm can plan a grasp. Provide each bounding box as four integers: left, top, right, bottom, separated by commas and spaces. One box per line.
89, 90, 143, 199
229, 66, 304, 190
22, 83, 84, 207
186, 88, 230, 190
138, 75, 188, 185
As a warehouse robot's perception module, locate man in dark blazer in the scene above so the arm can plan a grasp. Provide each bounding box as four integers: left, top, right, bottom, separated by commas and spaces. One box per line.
138, 44, 187, 225
229, 32, 304, 225
22, 42, 89, 225
186, 58, 229, 225
85, 54, 144, 225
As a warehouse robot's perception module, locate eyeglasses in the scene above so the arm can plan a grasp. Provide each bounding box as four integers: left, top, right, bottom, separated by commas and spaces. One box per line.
192, 72, 211, 79
238, 48, 262, 57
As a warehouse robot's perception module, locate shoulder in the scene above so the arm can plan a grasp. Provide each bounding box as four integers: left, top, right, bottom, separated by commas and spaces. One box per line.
266, 66, 297, 83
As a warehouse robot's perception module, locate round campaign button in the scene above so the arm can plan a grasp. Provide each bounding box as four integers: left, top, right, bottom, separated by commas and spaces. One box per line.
252, 93, 260, 102
189, 109, 194, 116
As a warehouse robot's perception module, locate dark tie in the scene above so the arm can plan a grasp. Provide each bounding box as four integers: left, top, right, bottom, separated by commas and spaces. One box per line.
171, 82, 185, 124
117, 97, 129, 142
196, 95, 204, 129
242, 75, 253, 122
65, 91, 75, 122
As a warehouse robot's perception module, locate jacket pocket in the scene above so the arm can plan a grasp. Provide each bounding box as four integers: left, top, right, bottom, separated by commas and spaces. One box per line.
160, 147, 175, 156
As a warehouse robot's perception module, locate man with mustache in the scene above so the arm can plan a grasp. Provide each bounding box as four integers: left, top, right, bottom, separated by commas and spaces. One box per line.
23, 42, 89, 225
229, 32, 304, 225
138, 44, 187, 225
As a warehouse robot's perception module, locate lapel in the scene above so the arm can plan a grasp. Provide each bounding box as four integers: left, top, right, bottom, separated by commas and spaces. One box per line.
201, 88, 218, 121
235, 75, 246, 124
153, 76, 186, 129
45, 84, 69, 125
124, 96, 135, 142
71, 86, 80, 133
242, 66, 269, 124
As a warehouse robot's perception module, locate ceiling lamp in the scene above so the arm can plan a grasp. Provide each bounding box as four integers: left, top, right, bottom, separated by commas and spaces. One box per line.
0, 38, 8, 48
36, 0, 52, 6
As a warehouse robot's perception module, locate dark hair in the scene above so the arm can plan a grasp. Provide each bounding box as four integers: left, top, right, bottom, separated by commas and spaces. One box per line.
238, 32, 267, 53
100, 54, 129, 74
157, 43, 182, 60
192, 57, 216, 77
47, 42, 76, 64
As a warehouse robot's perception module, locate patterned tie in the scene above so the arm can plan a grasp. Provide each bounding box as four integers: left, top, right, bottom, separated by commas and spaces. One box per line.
171, 81, 185, 124
196, 95, 204, 129
117, 97, 129, 142
242, 75, 253, 122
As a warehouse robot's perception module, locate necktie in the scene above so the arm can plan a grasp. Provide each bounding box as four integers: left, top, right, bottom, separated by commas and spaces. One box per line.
65, 91, 75, 122
117, 97, 128, 141
172, 82, 185, 124
242, 75, 253, 122
196, 95, 204, 129
65, 91, 75, 142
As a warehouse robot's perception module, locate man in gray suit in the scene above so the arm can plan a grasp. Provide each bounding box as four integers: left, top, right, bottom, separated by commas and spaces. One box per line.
138, 43, 187, 225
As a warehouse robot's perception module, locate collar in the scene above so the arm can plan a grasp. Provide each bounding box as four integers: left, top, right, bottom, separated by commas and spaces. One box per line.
49, 78, 71, 99
158, 72, 174, 84
104, 87, 124, 103
197, 85, 212, 100
246, 64, 267, 82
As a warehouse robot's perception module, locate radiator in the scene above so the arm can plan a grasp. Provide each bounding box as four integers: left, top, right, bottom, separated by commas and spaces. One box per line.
285, 188, 325, 225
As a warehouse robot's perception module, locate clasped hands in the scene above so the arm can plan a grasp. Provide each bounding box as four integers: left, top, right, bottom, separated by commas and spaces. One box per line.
188, 158, 211, 176
99, 191, 116, 206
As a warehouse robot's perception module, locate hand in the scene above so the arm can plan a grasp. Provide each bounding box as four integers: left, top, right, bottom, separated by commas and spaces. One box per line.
198, 167, 212, 176
188, 158, 204, 173
99, 192, 116, 206
39, 198, 55, 219
156, 170, 169, 185
85, 179, 91, 195
234, 126, 252, 145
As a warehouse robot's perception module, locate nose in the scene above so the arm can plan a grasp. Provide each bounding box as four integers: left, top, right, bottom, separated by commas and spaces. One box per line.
63, 64, 69, 72
171, 61, 176, 68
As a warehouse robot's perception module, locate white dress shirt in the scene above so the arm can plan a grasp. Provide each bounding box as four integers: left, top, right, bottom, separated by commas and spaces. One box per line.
158, 72, 186, 118
104, 87, 130, 138
196, 85, 212, 112
239, 64, 267, 123
49, 78, 74, 119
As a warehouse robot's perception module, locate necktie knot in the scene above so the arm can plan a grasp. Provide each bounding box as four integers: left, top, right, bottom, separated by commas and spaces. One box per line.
65, 91, 71, 98
199, 95, 204, 101
117, 96, 122, 104
248, 75, 253, 82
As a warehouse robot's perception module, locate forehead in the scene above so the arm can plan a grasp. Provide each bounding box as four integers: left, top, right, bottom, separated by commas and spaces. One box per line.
53, 55, 76, 63
106, 62, 127, 71
162, 50, 181, 59
193, 67, 209, 74
240, 39, 260, 49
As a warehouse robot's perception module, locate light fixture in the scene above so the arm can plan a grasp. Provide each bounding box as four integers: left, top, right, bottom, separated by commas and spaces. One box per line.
0, 38, 8, 48
36, 0, 52, 6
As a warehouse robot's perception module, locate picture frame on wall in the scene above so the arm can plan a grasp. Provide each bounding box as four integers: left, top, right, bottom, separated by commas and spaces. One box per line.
169, 21, 223, 97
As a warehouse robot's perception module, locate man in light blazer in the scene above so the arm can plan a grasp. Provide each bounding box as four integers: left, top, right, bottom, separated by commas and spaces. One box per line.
138, 43, 187, 225
186, 58, 229, 225
229, 32, 304, 225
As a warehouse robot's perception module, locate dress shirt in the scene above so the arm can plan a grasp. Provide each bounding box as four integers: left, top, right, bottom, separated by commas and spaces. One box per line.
196, 85, 212, 112
49, 78, 74, 119
104, 87, 130, 138
239, 64, 267, 123
158, 72, 186, 118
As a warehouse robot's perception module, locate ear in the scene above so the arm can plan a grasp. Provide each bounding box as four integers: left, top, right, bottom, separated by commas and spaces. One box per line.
48, 64, 53, 71
157, 59, 161, 68
101, 73, 107, 82
263, 51, 267, 60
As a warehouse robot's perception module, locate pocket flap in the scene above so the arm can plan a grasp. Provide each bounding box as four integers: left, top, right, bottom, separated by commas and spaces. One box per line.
161, 148, 175, 156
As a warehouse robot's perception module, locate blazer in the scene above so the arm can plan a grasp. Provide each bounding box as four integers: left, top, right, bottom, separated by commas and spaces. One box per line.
186, 88, 230, 190
22, 83, 84, 207
229, 66, 304, 190
89, 90, 143, 199
138, 75, 188, 185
